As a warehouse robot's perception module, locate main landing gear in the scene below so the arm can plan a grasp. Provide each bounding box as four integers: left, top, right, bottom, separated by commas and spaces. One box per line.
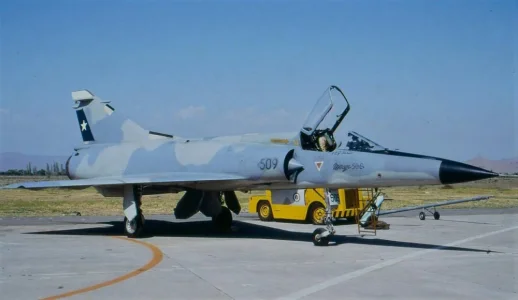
311, 188, 336, 246
124, 214, 145, 238
123, 185, 146, 238
211, 206, 233, 232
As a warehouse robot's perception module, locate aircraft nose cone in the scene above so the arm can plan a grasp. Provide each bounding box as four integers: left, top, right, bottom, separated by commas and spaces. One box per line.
439, 160, 498, 184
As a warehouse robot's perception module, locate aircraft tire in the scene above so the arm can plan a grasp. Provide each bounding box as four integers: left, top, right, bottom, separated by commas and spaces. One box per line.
312, 228, 330, 246
419, 212, 426, 220
124, 215, 144, 238
212, 206, 233, 231
434, 211, 440, 220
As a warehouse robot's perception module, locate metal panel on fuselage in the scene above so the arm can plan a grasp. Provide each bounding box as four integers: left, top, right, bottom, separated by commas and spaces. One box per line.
67, 139, 295, 184
286, 148, 442, 189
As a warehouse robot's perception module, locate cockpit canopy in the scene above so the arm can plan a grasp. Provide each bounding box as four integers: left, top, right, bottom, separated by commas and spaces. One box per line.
299, 85, 350, 152
300, 85, 350, 136
298, 85, 390, 154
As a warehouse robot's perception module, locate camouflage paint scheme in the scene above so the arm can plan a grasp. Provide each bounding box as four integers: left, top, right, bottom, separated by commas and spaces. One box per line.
1, 87, 498, 230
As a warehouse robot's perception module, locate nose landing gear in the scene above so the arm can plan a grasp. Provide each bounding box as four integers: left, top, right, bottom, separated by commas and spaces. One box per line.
311, 188, 336, 246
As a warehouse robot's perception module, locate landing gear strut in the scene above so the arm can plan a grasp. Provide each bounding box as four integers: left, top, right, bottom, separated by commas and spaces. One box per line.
211, 193, 233, 232
312, 188, 336, 246
123, 185, 145, 238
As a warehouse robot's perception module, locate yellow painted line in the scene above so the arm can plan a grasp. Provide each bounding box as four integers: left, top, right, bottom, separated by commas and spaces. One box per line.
41, 236, 164, 300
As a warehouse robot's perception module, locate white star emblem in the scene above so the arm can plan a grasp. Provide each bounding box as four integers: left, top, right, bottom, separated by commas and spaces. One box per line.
81, 120, 88, 131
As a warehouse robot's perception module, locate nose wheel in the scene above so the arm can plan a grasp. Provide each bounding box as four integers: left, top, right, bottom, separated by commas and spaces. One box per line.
312, 228, 331, 246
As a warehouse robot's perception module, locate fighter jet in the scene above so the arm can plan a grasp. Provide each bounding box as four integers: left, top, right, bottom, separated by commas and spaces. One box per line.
1, 85, 499, 246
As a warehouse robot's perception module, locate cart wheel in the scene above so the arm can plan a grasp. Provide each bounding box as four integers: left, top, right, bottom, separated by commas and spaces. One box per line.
308, 203, 326, 225
433, 211, 440, 220
257, 201, 273, 221
419, 212, 426, 220
312, 228, 330, 246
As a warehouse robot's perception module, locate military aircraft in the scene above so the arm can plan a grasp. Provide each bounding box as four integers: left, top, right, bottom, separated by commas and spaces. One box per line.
1, 85, 500, 246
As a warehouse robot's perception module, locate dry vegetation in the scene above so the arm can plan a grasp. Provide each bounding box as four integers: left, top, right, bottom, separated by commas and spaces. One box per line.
379, 177, 518, 210
0, 176, 516, 217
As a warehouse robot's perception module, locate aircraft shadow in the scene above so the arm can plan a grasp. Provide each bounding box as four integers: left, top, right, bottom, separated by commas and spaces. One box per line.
24, 219, 497, 253
244, 218, 356, 226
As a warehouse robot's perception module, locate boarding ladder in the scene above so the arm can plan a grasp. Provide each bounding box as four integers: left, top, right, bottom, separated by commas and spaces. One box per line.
354, 189, 385, 236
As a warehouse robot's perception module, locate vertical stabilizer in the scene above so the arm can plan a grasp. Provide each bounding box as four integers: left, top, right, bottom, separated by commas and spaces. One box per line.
72, 90, 172, 144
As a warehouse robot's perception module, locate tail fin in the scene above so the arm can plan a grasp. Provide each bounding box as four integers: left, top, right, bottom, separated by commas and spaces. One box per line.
72, 90, 173, 144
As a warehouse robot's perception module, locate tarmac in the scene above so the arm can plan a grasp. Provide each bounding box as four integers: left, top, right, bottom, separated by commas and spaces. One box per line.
1, 209, 517, 300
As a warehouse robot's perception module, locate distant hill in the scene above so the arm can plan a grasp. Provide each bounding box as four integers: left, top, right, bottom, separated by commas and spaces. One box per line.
0, 152, 69, 171
464, 156, 518, 174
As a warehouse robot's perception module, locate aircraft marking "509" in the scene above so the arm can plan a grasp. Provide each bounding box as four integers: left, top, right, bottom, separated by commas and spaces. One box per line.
258, 158, 278, 170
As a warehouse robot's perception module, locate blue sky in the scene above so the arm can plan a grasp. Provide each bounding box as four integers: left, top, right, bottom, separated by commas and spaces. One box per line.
1, 0, 516, 161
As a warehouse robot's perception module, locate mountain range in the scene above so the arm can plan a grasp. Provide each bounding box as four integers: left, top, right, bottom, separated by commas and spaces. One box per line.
0, 152, 517, 174
464, 156, 518, 174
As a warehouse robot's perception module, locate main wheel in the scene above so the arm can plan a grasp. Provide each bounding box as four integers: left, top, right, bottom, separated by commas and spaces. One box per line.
433, 211, 440, 220
419, 212, 426, 220
257, 201, 273, 221
124, 215, 144, 238
212, 206, 233, 231
308, 203, 326, 225
312, 228, 330, 246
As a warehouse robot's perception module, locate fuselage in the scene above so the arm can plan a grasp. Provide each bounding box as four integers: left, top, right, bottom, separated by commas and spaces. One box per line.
64, 137, 492, 192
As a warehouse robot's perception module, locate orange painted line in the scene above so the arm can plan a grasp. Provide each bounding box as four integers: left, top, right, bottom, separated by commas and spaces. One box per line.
41, 236, 164, 300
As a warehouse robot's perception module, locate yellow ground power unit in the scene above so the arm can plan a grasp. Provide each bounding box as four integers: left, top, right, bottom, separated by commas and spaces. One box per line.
248, 188, 375, 224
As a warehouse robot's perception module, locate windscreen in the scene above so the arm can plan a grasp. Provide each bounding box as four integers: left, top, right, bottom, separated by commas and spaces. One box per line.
344, 131, 387, 152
